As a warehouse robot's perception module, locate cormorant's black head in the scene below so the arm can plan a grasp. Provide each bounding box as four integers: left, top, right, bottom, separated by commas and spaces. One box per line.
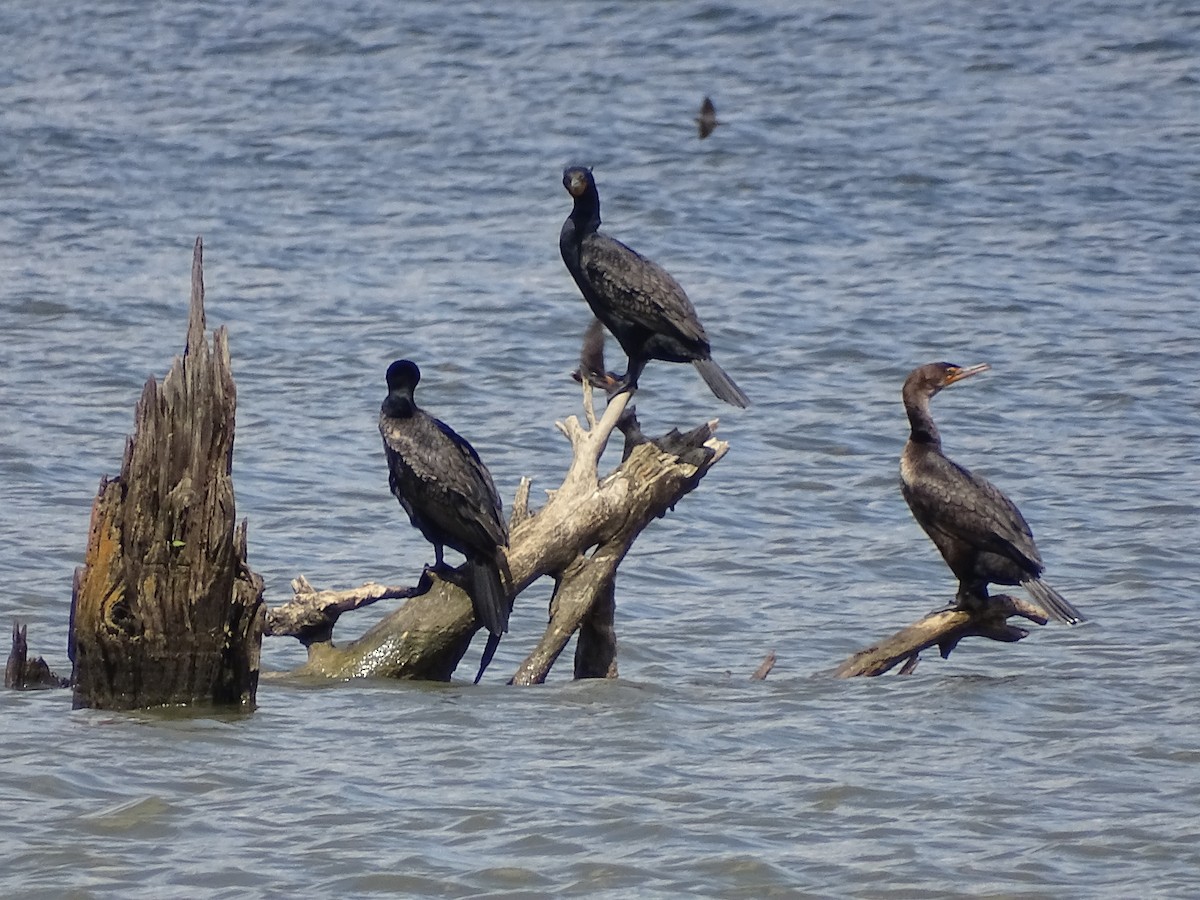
385, 359, 421, 394
563, 166, 596, 199
904, 361, 990, 401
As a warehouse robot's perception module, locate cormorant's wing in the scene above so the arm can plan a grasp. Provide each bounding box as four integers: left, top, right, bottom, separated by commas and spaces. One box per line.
431, 417, 506, 540
905, 454, 1043, 573
380, 412, 508, 551
580, 232, 708, 344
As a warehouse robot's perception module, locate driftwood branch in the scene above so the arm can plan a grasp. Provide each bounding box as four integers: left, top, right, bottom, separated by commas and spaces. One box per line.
264, 575, 431, 646
832, 594, 1050, 677
751, 650, 777, 681
268, 385, 729, 683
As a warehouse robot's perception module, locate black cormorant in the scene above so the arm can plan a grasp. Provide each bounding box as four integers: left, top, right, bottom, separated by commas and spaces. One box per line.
559, 166, 750, 408
379, 359, 511, 680
899, 362, 1085, 625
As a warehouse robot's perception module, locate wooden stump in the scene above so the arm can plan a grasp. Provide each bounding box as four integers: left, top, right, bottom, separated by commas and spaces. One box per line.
6, 622, 67, 690
69, 238, 264, 710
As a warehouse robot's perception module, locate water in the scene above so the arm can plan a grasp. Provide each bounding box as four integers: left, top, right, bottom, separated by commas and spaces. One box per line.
2, 0, 1198, 895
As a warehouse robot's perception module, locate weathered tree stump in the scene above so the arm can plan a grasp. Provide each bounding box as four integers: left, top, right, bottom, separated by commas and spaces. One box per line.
69, 238, 264, 710
6, 622, 68, 690
832, 594, 1051, 677
267, 386, 729, 683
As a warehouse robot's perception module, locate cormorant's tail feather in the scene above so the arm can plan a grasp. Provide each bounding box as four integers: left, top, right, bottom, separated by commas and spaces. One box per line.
468, 556, 508, 682
475, 631, 502, 684
1022, 577, 1086, 626
468, 557, 509, 637
693, 357, 750, 408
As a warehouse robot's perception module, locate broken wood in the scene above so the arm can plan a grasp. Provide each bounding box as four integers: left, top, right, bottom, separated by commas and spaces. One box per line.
6, 622, 68, 690
832, 594, 1050, 677
69, 238, 265, 710
268, 382, 729, 683
751, 650, 777, 681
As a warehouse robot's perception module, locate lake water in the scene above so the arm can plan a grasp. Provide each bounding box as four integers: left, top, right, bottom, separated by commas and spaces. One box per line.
2, 0, 1199, 896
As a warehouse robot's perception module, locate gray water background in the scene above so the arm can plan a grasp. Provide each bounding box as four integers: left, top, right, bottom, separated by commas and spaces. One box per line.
2, 0, 1198, 896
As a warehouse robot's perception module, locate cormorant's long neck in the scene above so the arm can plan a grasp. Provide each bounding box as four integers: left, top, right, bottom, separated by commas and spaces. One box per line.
382, 389, 417, 419
904, 391, 941, 448
569, 186, 601, 235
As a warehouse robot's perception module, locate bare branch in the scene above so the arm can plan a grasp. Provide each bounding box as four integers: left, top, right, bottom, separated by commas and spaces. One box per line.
751, 650, 777, 681
510, 544, 624, 685
265, 574, 432, 645
832, 594, 1049, 677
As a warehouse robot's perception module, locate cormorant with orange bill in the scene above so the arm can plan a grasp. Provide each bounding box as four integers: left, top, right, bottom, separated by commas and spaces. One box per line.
900, 362, 1084, 625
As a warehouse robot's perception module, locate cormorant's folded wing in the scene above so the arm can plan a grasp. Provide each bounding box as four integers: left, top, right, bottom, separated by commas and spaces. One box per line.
905, 455, 1043, 572
580, 232, 708, 344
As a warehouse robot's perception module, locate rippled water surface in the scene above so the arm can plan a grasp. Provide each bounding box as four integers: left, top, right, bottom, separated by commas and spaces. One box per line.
2, 0, 1199, 896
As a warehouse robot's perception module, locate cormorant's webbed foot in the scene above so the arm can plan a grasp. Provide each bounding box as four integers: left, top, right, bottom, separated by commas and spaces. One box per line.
927, 599, 961, 617
572, 367, 624, 394
608, 375, 638, 399
424, 558, 457, 580
609, 356, 646, 399
951, 587, 991, 616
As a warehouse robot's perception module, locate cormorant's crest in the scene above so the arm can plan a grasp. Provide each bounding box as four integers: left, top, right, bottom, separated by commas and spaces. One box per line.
385, 359, 421, 392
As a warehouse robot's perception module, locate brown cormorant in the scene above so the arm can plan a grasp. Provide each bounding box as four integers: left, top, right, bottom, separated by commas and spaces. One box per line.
899, 362, 1085, 625
379, 359, 511, 680
559, 166, 750, 408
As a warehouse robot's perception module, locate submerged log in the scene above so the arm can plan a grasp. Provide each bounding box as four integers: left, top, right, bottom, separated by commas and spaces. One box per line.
70, 239, 264, 710
267, 384, 729, 683
832, 594, 1050, 677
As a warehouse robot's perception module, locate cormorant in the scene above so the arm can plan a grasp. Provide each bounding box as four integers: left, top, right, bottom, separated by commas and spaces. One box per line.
559, 166, 750, 408
696, 96, 719, 139
379, 359, 511, 681
899, 362, 1085, 625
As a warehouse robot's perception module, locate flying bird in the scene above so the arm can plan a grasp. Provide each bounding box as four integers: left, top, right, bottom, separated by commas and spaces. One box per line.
696, 96, 719, 139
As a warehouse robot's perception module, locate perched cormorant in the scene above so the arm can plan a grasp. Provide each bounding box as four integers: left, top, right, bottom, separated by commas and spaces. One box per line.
379, 360, 511, 681
695, 96, 719, 139
899, 362, 1085, 625
559, 166, 750, 408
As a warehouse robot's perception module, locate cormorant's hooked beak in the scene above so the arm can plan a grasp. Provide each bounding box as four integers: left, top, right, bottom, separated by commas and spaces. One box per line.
945, 363, 990, 385
563, 167, 590, 197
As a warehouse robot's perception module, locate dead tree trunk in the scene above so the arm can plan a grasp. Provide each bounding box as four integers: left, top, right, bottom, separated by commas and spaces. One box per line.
70, 238, 265, 710
266, 387, 729, 683
832, 594, 1051, 677
6, 622, 68, 690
